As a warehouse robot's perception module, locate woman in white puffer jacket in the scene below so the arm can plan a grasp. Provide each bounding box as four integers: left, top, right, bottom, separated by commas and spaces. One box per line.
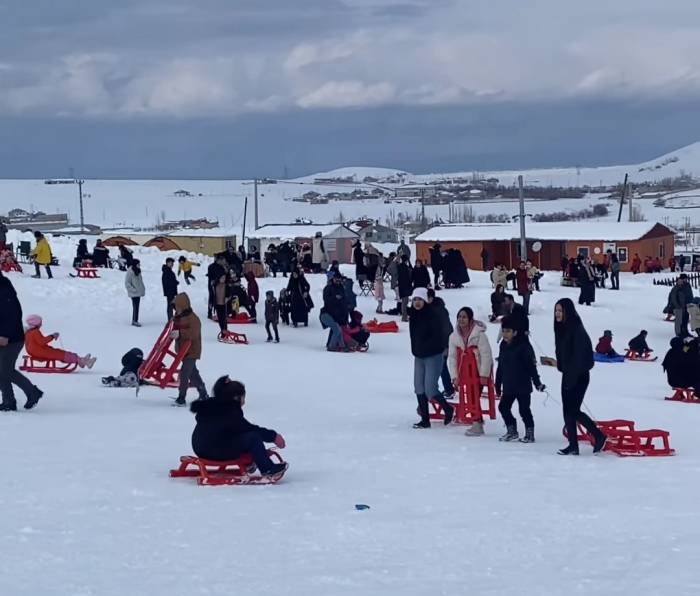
447, 306, 494, 436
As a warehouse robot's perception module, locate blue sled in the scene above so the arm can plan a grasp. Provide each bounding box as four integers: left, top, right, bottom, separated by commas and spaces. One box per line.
593, 352, 625, 363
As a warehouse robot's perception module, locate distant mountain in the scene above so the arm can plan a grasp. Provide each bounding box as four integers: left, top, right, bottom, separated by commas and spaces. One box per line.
301, 141, 700, 189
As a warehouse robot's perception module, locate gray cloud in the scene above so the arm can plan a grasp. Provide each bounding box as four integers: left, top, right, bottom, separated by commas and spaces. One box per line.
3, 1, 700, 118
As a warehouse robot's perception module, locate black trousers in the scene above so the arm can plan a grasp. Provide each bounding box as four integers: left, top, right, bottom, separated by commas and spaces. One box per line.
0, 340, 39, 407
207, 285, 215, 317
499, 393, 534, 429
195, 431, 275, 472
166, 295, 175, 321
131, 297, 141, 323
562, 372, 601, 449
432, 267, 441, 287
265, 321, 279, 341
215, 305, 228, 333
34, 263, 52, 278
610, 271, 619, 289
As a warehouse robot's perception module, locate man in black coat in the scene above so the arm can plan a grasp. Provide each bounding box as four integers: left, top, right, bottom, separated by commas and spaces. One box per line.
409, 288, 454, 428
397, 255, 413, 322
0, 271, 43, 410
320, 274, 348, 350
429, 244, 443, 288
501, 294, 529, 335
206, 255, 227, 319
428, 288, 454, 398
162, 258, 179, 321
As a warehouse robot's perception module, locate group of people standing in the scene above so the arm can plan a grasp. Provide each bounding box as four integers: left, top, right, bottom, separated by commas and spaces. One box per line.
407, 282, 606, 455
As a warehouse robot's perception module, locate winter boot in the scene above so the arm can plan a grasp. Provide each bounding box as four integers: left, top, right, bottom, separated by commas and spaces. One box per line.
557, 445, 579, 456
464, 421, 485, 436
0, 400, 18, 411
433, 394, 454, 425
499, 425, 519, 442
413, 394, 431, 429
173, 397, 186, 407
519, 427, 535, 443
24, 389, 43, 410
592, 432, 607, 454
262, 462, 288, 477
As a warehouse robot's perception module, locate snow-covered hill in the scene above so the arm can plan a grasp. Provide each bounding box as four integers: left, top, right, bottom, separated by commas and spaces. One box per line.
2, 141, 700, 230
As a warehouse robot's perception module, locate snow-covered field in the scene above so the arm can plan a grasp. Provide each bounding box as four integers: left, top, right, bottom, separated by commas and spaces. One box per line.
2, 235, 699, 596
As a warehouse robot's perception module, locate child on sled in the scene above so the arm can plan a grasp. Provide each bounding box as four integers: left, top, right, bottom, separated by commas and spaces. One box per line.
24, 315, 96, 368
190, 376, 288, 477
628, 330, 652, 357
595, 330, 620, 358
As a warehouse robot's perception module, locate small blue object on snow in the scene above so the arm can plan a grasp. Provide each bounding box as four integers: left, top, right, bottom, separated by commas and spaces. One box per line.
355, 504, 370, 511
593, 352, 625, 363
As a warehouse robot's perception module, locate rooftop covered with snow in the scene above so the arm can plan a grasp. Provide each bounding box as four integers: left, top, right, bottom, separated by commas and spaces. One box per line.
415, 221, 674, 242
246, 224, 358, 240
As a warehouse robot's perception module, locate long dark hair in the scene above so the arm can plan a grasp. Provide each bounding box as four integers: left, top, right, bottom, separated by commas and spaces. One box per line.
457, 306, 474, 322
554, 297, 582, 342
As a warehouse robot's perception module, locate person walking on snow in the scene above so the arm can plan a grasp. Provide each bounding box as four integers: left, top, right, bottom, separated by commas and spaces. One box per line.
264, 290, 280, 343
515, 261, 531, 314
669, 274, 693, 338
125, 259, 146, 327
554, 298, 606, 455
609, 252, 620, 290
30, 231, 53, 279
0, 270, 43, 411
495, 315, 545, 443
162, 258, 179, 321
447, 306, 493, 436
409, 287, 454, 429
171, 293, 207, 406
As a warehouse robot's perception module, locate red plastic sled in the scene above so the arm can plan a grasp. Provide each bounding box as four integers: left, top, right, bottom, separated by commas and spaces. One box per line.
429, 346, 497, 425
624, 349, 657, 362
562, 419, 675, 456
138, 321, 192, 389
76, 267, 99, 279
217, 330, 249, 345
1, 261, 22, 273
19, 355, 77, 374
212, 312, 253, 324
169, 452, 287, 485
665, 387, 699, 403
365, 319, 399, 334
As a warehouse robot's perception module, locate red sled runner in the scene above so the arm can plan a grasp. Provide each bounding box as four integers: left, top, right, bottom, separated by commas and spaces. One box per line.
429, 346, 497, 425
624, 349, 657, 362
217, 330, 249, 345
563, 419, 675, 456
365, 319, 399, 334
169, 452, 287, 485
138, 321, 192, 389
19, 355, 77, 374
665, 387, 700, 404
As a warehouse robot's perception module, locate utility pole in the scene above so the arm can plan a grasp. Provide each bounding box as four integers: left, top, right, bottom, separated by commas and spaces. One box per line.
628, 182, 633, 221
518, 175, 527, 261
616, 173, 628, 223
253, 178, 259, 230
421, 189, 426, 232
78, 179, 85, 232
242, 196, 248, 249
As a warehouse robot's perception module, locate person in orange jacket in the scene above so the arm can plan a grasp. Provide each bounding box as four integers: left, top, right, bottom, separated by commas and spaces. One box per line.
24, 315, 96, 368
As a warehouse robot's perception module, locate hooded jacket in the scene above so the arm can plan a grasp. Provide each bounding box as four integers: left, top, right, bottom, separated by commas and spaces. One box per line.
447, 320, 493, 379
190, 397, 277, 461
31, 237, 52, 265
662, 337, 699, 388
173, 293, 202, 359
409, 303, 446, 358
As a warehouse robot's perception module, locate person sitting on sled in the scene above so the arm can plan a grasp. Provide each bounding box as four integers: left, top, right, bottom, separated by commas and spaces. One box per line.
190, 376, 288, 477
102, 347, 144, 387
341, 310, 370, 350
24, 315, 96, 368
628, 330, 652, 357
662, 337, 700, 391
595, 330, 620, 358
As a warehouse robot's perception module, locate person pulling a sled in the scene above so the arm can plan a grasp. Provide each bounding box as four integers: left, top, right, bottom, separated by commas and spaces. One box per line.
190, 376, 287, 477
171, 293, 207, 406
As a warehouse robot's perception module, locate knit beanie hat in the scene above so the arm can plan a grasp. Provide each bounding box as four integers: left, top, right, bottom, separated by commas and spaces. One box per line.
26, 314, 42, 328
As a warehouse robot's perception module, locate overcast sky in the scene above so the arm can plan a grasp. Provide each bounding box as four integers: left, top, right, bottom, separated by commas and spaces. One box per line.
3, 0, 700, 178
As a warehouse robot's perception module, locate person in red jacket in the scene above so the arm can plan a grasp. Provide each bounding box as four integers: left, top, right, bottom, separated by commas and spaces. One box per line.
244, 271, 259, 305
595, 330, 619, 358
515, 261, 531, 315
24, 315, 95, 368
669, 257, 677, 272
630, 253, 641, 274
